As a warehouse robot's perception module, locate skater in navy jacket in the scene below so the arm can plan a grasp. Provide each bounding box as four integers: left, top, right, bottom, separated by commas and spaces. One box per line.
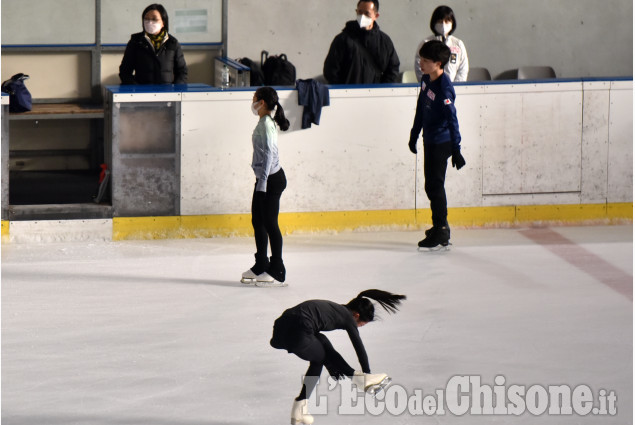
409, 40, 466, 249
270, 289, 406, 425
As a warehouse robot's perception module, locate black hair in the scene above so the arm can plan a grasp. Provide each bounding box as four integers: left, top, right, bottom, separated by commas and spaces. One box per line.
142, 4, 169, 32
430, 5, 456, 36
255, 87, 290, 131
419, 40, 451, 68
357, 0, 379, 12
345, 289, 406, 323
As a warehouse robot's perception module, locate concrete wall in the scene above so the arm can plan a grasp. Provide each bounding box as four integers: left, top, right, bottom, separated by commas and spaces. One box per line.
228, 0, 633, 80
1, 0, 633, 100
178, 80, 632, 219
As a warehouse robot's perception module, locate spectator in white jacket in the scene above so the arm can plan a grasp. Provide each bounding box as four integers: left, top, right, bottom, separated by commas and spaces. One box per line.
414, 5, 469, 82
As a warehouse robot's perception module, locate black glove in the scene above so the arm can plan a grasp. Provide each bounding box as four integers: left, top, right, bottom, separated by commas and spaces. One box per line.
451, 149, 466, 170
408, 139, 417, 154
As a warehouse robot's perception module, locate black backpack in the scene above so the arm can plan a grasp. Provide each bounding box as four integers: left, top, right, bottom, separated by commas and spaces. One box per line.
237, 57, 265, 86
1, 73, 32, 113
261, 50, 296, 86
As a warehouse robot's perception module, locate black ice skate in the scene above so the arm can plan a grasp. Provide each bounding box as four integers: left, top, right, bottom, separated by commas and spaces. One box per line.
418, 226, 451, 251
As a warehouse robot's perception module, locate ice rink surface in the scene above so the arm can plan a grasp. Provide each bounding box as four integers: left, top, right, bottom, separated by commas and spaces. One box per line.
2, 225, 633, 424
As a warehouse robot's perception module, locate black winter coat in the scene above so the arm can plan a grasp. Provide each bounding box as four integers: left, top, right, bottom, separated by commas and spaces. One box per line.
119, 32, 188, 84
323, 21, 400, 85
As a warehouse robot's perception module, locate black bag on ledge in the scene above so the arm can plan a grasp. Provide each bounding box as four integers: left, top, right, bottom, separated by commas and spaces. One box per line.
261, 50, 296, 86
1, 73, 32, 112
237, 57, 265, 86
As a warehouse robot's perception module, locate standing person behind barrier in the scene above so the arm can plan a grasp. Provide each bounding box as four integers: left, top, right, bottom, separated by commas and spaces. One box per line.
240, 87, 290, 287
414, 5, 469, 83
119, 4, 188, 84
323, 0, 400, 84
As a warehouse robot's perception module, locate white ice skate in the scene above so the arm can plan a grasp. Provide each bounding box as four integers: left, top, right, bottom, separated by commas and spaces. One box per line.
352, 371, 392, 395
290, 399, 314, 425
240, 269, 259, 284
255, 272, 288, 288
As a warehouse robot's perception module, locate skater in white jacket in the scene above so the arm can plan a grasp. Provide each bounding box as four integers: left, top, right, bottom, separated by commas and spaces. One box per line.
270, 289, 406, 424
414, 5, 469, 82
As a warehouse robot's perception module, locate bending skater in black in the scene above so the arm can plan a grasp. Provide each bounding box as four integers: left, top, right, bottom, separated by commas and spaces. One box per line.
270, 289, 406, 424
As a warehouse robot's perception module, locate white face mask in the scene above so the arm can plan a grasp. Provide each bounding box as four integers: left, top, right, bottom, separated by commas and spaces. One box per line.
251, 101, 262, 116
435, 22, 453, 36
144, 20, 162, 35
357, 14, 373, 29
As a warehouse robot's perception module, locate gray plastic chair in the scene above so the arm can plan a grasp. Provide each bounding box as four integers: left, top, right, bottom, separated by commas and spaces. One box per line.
467, 67, 491, 81
494, 69, 518, 80
517, 66, 556, 80
401, 70, 418, 83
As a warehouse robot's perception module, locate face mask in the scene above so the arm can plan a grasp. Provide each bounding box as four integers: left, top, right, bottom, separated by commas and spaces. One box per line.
357, 14, 373, 29
144, 20, 162, 35
251, 101, 262, 116
435, 22, 453, 36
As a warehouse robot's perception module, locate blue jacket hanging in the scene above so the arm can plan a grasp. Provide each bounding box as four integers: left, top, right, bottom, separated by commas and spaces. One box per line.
296, 79, 330, 129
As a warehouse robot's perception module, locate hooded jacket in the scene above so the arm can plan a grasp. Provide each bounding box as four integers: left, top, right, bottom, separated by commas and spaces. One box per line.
323, 20, 400, 85
119, 32, 188, 85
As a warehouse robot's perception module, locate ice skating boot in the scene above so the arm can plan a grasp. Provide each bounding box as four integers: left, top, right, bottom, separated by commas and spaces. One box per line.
424, 225, 451, 239
255, 271, 288, 287
255, 257, 287, 287
290, 399, 314, 425
418, 226, 451, 250
240, 254, 269, 284
256, 256, 287, 287
268, 256, 286, 282
241, 269, 258, 284
352, 371, 392, 395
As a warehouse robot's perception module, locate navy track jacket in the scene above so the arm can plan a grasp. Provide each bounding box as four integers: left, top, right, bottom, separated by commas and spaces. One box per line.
410, 73, 461, 150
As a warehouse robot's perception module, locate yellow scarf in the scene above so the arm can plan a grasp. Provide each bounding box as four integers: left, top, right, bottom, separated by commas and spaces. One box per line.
146, 29, 167, 52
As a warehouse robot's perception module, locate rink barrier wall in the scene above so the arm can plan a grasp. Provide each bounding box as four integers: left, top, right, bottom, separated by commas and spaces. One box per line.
109, 202, 632, 240
1, 79, 632, 243
1, 202, 631, 242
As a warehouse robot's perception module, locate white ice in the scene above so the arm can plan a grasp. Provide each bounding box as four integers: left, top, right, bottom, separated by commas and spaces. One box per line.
2, 225, 632, 424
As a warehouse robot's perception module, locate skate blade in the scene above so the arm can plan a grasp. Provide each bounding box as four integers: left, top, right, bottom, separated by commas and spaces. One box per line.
417, 243, 451, 252
290, 419, 311, 425
367, 376, 392, 395
240, 278, 256, 284
255, 280, 288, 288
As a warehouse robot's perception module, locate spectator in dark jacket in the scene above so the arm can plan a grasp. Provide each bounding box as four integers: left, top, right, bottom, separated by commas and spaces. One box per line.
119, 4, 188, 85
323, 0, 400, 84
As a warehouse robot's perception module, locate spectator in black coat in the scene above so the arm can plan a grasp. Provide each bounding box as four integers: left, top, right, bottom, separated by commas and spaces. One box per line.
119, 4, 188, 85
323, 0, 400, 84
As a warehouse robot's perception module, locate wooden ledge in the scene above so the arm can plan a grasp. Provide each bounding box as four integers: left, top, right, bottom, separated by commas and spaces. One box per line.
9, 103, 104, 120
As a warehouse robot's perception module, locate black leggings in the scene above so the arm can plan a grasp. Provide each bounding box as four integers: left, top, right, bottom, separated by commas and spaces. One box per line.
270, 315, 355, 401
251, 169, 287, 261
423, 142, 452, 227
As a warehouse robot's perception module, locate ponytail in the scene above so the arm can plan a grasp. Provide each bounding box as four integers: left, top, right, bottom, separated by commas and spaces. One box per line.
274, 101, 290, 131
254, 87, 290, 132
345, 289, 406, 323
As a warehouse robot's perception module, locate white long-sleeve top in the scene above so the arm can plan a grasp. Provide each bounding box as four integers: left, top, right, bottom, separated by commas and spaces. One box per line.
251, 115, 281, 192
414, 34, 469, 83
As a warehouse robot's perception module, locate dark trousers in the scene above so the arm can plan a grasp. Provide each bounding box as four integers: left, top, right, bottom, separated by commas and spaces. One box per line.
251, 169, 287, 261
423, 142, 453, 227
270, 315, 355, 401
